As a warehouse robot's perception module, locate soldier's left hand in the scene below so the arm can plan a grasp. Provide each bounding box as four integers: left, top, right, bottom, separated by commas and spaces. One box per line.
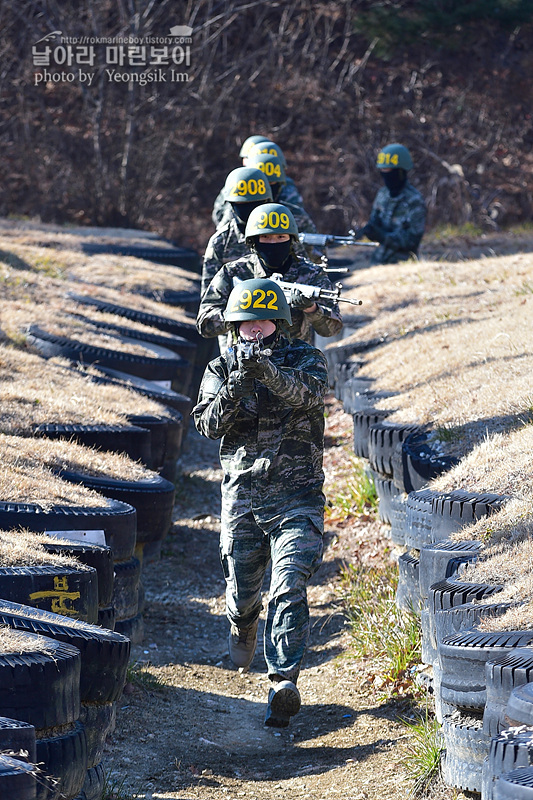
289, 287, 316, 310
239, 353, 267, 377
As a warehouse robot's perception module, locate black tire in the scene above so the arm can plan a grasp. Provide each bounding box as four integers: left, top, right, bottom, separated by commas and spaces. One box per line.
113, 557, 141, 621
97, 605, 115, 631
0, 600, 130, 704
505, 682, 533, 727
33, 421, 152, 468
391, 430, 458, 493
389, 493, 408, 546
79, 702, 116, 769
333, 362, 365, 402
79, 241, 201, 271
396, 552, 422, 614
88, 366, 193, 418
494, 767, 533, 799
483, 649, 533, 735
114, 611, 144, 644
442, 711, 489, 793
0, 717, 36, 763
324, 335, 387, 376
352, 409, 392, 460
126, 412, 184, 469
405, 488, 435, 549
142, 288, 201, 313
79, 762, 105, 800
439, 628, 533, 713
0, 564, 98, 624
35, 720, 87, 800
0, 633, 80, 729
56, 469, 175, 547
0, 499, 137, 564
27, 325, 185, 383
39, 540, 114, 608
484, 729, 533, 800
86, 315, 197, 363
372, 473, 401, 525
419, 540, 482, 601
368, 421, 421, 479
0, 754, 38, 799
430, 490, 509, 540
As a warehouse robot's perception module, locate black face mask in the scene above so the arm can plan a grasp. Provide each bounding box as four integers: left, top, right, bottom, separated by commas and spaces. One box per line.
381, 168, 407, 197
255, 240, 292, 272
231, 201, 264, 225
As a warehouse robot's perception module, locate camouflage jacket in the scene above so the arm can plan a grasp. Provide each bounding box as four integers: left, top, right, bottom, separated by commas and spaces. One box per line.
196, 251, 343, 344
193, 335, 327, 532
211, 175, 307, 228
202, 215, 247, 297
368, 181, 426, 265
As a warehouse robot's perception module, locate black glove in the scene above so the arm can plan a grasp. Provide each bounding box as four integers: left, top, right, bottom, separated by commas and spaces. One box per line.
289, 286, 316, 310
361, 222, 386, 243
226, 370, 254, 399
239, 353, 267, 378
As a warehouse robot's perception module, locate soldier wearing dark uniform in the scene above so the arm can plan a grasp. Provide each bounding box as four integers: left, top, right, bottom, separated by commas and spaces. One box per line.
202, 166, 273, 297
357, 143, 426, 265
197, 203, 343, 353
193, 278, 328, 727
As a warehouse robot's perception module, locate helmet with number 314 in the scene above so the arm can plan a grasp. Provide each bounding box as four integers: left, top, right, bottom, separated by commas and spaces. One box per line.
376, 143, 413, 171
244, 203, 299, 243
224, 278, 292, 324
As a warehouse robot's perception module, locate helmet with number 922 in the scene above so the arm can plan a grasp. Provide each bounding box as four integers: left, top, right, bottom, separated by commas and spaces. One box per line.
376, 143, 413, 171
224, 167, 273, 203
244, 203, 298, 243
224, 278, 292, 324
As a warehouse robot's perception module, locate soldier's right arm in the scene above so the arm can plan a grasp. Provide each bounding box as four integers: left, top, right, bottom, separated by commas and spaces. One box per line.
196, 266, 232, 339
201, 228, 228, 297
211, 187, 227, 227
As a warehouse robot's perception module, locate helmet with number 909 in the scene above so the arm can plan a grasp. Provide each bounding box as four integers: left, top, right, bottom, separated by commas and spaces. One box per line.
244, 203, 298, 243
248, 140, 287, 167
224, 167, 273, 203
224, 278, 292, 323
247, 152, 287, 186
376, 143, 413, 171
239, 134, 270, 158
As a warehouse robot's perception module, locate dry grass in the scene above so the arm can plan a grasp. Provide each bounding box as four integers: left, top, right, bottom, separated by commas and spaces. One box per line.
3, 432, 154, 482
0, 529, 80, 567
0, 344, 166, 432
479, 602, 533, 632
0, 434, 112, 507
0, 625, 55, 654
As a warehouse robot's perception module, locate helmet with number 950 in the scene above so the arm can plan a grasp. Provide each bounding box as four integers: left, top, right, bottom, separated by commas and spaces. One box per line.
224, 278, 292, 324
224, 167, 273, 203
244, 203, 298, 243
248, 140, 287, 167
376, 143, 413, 171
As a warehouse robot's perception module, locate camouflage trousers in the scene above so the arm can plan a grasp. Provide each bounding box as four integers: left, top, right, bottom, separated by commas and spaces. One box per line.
219, 511, 324, 684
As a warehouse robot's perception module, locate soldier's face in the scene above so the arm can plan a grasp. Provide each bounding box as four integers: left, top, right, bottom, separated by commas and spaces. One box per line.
258, 234, 290, 243
239, 319, 277, 340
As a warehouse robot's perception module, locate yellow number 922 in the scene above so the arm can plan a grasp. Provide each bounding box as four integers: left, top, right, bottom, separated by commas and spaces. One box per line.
230, 288, 279, 312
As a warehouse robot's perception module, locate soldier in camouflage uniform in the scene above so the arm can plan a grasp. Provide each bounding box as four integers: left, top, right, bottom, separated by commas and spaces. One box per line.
356, 143, 426, 265
202, 166, 273, 297
212, 137, 306, 228
193, 278, 328, 727
197, 203, 343, 353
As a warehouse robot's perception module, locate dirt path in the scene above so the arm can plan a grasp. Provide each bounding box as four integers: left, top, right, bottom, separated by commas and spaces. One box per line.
103, 398, 457, 800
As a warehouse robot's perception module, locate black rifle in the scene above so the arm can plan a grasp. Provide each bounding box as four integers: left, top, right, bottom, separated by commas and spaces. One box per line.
299, 230, 379, 248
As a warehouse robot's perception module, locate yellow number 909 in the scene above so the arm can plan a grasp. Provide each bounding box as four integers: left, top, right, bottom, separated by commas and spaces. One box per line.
230, 288, 279, 313
257, 211, 290, 230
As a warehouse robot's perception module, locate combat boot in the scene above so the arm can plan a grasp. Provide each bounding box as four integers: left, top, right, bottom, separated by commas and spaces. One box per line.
228, 618, 259, 671
264, 680, 301, 727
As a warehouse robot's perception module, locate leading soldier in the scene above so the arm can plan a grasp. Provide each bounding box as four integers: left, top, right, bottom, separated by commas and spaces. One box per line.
193, 278, 328, 727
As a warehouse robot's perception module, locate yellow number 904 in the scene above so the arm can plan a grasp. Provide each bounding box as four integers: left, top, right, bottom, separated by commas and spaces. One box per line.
257, 211, 291, 230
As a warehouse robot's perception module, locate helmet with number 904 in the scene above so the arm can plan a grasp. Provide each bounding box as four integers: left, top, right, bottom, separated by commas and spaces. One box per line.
239, 134, 270, 158
224, 278, 292, 323
248, 140, 287, 167
376, 143, 413, 171
245, 203, 298, 242
247, 152, 287, 186
224, 167, 273, 203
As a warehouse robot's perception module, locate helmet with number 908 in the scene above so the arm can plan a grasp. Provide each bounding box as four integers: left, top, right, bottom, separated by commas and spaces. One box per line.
224, 278, 292, 323
224, 167, 273, 203
239, 134, 270, 158
247, 153, 287, 186
244, 203, 298, 243
248, 140, 287, 167
376, 143, 413, 171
